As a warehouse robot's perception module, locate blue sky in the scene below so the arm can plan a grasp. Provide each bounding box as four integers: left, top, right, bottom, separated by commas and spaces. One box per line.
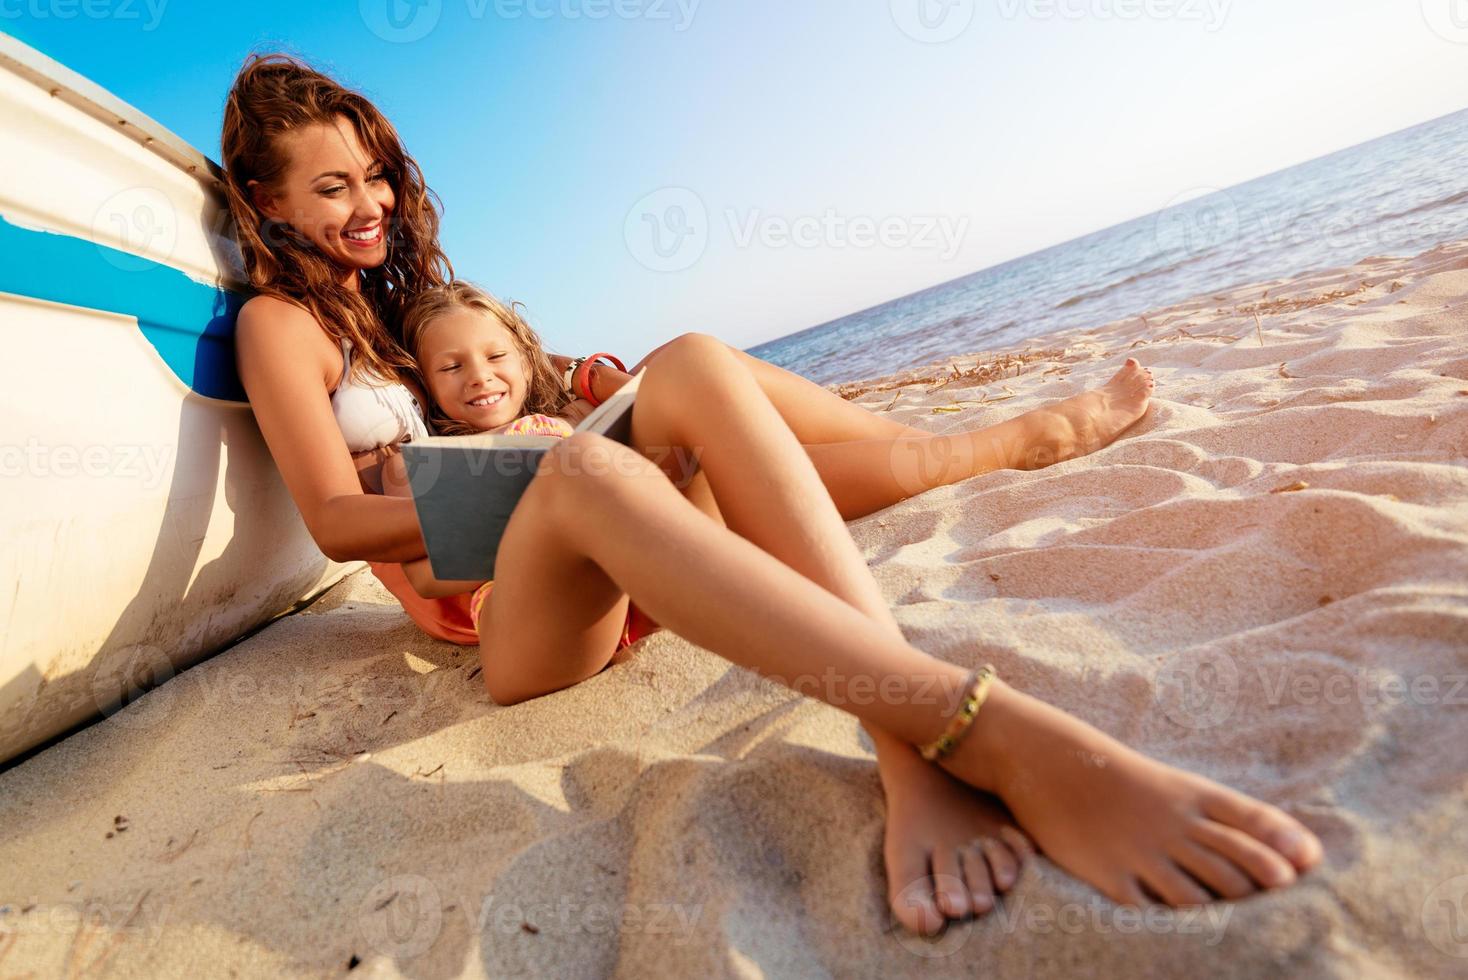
5, 1, 1467, 362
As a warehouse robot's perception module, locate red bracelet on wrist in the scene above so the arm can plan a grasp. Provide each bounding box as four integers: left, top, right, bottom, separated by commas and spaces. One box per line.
573, 352, 627, 407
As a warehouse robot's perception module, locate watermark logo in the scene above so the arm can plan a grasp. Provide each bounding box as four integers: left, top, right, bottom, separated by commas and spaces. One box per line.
1154, 187, 1242, 263
890, 0, 976, 43
91, 186, 178, 272
358, 874, 444, 958
1154, 650, 1239, 730
360, 0, 443, 42
1422, 874, 1468, 958
1421, 0, 1468, 44
625, 187, 709, 273
891, 874, 973, 956
91, 643, 177, 731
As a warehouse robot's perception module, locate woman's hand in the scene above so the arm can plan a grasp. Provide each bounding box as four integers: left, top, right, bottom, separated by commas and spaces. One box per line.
559, 397, 596, 426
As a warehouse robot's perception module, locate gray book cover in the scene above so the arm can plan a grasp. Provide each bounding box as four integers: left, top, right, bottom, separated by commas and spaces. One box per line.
401, 369, 644, 580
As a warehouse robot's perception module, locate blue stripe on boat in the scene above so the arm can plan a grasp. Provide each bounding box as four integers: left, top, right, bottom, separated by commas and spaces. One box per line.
0, 214, 246, 401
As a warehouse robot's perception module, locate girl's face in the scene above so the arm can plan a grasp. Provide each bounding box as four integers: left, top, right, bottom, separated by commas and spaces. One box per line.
250, 115, 394, 280
418, 310, 530, 430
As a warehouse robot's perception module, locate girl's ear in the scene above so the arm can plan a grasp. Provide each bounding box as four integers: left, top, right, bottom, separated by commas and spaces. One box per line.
247, 179, 283, 222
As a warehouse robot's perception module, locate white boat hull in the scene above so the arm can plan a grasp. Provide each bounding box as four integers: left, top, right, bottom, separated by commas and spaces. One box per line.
0, 36, 358, 764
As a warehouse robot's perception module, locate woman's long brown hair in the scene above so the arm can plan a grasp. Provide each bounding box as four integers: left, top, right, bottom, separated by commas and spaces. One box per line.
220, 53, 453, 385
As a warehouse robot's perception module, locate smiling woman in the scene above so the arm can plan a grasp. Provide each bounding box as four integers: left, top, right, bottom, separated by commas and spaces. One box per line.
220, 54, 452, 395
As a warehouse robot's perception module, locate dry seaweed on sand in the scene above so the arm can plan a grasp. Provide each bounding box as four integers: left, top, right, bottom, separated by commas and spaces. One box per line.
832, 346, 1067, 401
1235, 283, 1369, 317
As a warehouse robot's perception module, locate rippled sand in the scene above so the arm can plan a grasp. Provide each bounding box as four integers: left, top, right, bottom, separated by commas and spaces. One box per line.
2, 241, 1466, 977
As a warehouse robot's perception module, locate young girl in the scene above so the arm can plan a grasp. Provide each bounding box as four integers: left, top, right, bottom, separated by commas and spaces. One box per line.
383, 281, 661, 655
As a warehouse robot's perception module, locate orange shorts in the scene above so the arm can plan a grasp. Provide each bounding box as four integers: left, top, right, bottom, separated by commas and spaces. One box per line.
468, 580, 660, 651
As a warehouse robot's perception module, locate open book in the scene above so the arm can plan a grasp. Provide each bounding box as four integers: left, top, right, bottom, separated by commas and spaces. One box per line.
400, 368, 644, 580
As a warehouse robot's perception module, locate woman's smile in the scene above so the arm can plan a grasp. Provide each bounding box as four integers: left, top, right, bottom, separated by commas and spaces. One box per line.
341, 222, 383, 247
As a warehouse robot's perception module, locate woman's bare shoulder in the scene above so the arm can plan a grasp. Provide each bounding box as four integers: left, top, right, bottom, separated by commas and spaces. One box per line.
237, 293, 319, 336
236, 294, 339, 386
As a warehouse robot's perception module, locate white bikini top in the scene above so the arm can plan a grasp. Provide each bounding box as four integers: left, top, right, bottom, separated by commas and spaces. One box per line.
330, 338, 431, 454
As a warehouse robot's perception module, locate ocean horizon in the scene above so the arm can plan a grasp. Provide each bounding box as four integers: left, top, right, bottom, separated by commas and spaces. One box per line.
747, 106, 1468, 386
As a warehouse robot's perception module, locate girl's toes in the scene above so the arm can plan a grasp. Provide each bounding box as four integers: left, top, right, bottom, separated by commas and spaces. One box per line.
959, 845, 997, 915
979, 836, 1020, 892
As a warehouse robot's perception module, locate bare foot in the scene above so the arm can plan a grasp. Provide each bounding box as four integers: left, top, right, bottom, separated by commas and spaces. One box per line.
939, 680, 1323, 907
881, 756, 1034, 935
1026, 357, 1155, 467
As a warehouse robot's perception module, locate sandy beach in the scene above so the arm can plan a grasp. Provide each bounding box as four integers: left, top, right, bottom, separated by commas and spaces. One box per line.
2, 240, 1466, 978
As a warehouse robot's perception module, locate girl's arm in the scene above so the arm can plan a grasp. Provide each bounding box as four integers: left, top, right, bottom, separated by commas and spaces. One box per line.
381, 453, 487, 599
235, 296, 429, 564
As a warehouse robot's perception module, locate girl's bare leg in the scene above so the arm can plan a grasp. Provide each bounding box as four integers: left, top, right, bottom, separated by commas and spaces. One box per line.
485, 335, 1320, 928
639, 339, 1156, 521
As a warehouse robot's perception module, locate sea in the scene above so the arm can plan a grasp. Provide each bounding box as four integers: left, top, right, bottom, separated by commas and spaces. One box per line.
746, 108, 1468, 386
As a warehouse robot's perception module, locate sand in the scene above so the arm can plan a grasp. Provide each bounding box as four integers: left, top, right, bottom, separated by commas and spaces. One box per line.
2, 241, 1467, 978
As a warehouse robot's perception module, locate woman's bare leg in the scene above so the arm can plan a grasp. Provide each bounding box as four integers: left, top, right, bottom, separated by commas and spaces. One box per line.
499, 343, 1032, 934
801, 354, 1151, 520
641, 338, 1033, 934
640, 339, 1156, 520
486, 335, 1320, 926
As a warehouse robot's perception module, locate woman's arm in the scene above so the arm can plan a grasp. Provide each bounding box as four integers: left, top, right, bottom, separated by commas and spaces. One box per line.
548, 353, 634, 405
235, 296, 429, 564
380, 454, 487, 598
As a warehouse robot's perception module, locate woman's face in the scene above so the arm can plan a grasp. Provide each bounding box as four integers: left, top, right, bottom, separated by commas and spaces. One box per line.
251, 115, 394, 277
418, 310, 531, 430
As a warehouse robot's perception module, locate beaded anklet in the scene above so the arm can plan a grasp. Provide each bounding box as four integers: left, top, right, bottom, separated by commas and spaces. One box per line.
919, 664, 998, 762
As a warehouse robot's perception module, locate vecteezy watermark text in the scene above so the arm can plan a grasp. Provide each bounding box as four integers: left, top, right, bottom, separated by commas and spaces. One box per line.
1156, 649, 1468, 730
360, 0, 699, 42
892, 886, 1234, 957
354, 874, 703, 960
727, 209, 968, 261
625, 188, 970, 273
0, 0, 168, 31
890, 0, 1230, 43
996, 0, 1230, 30
0, 440, 172, 489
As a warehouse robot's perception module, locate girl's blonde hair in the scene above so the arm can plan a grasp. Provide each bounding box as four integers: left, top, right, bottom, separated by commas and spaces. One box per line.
401, 281, 570, 436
